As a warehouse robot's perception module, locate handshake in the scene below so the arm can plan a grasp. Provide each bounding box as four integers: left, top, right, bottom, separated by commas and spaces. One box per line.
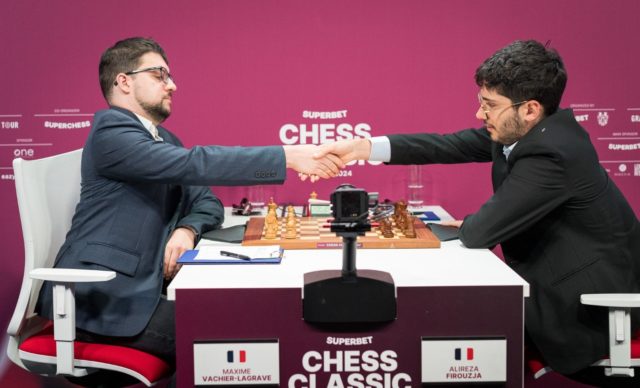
283, 138, 372, 182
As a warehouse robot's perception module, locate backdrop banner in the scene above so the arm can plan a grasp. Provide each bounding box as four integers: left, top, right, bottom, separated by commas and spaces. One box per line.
1, 1, 638, 385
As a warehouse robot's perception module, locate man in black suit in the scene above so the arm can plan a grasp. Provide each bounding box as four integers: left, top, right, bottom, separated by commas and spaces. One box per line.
36, 37, 343, 376
318, 40, 640, 387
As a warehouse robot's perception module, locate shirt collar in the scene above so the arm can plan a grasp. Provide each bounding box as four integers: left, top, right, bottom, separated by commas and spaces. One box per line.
134, 113, 154, 132
134, 113, 162, 141
503, 142, 517, 160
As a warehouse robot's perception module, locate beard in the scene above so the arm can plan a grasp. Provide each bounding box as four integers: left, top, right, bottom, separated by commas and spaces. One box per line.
495, 112, 527, 145
139, 99, 171, 124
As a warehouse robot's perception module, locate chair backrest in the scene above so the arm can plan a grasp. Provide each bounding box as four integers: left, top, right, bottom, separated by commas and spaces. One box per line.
7, 149, 83, 349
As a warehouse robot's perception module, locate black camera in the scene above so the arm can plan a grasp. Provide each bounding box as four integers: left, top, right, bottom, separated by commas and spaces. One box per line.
330, 184, 368, 223
303, 184, 396, 324
330, 184, 371, 235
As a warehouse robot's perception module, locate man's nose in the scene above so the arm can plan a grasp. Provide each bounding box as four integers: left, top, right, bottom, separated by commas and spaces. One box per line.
166, 78, 177, 92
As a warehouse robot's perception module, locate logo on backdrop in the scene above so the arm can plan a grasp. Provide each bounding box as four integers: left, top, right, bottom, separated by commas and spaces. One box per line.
44, 120, 91, 129
597, 111, 609, 127
574, 114, 588, 122
608, 143, 640, 151
279, 109, 383, 175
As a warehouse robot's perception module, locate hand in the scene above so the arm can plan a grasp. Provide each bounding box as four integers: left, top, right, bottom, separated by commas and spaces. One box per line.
313, 138, 372, 165
163, 227, 196, 280
283, 145, 345, 181
440, 220, 463, 228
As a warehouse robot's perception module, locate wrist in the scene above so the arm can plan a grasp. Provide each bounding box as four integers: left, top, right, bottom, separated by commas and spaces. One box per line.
177, 225, 198, 242
283, 145, 295, 168
357, 138, 372, 159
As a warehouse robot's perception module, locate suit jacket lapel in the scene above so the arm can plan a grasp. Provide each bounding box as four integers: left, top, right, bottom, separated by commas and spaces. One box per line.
491, 143, 508, 190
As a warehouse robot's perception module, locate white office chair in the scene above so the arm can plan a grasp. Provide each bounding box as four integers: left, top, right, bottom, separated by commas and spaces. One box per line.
527, 294, 640, 381
580, 294, 640, 376
6, 149, 171, 386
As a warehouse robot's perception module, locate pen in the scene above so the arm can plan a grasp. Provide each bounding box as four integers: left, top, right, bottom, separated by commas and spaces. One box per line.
220, 250, 251, 260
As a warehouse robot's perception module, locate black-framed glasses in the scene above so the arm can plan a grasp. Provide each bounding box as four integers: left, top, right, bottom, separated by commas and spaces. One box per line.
477, 93, 527, 120
124, 66, 175, 85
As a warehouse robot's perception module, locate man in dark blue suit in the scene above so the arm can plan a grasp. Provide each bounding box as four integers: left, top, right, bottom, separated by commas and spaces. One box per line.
36, 37, 342, 373
319, 40, 640, 387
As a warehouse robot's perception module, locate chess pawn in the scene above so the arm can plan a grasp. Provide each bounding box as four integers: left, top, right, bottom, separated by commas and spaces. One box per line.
286, 205, 296, 218
284, 210, 297, 239
380, 217, 395, 238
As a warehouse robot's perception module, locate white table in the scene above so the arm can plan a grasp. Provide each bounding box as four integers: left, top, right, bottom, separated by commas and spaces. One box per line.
168, 206, 529, 387
168, 206, 529, 299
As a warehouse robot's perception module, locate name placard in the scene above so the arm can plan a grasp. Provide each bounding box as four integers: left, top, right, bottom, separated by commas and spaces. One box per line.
194, 339, 279, 386
421, 337, 506, 384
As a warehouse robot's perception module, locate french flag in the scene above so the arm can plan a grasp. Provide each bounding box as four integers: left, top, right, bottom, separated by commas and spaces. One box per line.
454, 347, 474, 361
227, 350, 247, 363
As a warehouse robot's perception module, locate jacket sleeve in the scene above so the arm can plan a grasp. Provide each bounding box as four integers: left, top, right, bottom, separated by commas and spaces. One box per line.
388, 128, 493, 165
459, 147, 570, 248
90, 110, 286, 186
176, 185, 225, 240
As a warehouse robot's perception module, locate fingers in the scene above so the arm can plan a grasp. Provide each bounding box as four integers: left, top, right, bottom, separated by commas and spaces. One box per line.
285, 144, 350, 181
325, 152, 345, 170
312, 143, 335, 160
163, 227, 195, 279
312, 151, 345, 178
299, 172, 321, 182
163, 247, 180, 279
164, 246, 187, 279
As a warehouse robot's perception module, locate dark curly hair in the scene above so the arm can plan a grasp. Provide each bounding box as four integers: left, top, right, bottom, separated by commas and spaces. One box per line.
99, 37, 168, 101
475, 40, 567, 117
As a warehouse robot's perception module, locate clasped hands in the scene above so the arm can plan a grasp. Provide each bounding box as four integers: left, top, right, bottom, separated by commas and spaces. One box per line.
284, 139, 371, 182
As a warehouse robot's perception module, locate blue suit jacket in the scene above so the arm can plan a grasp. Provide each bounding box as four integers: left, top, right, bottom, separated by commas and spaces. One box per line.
37, 107, 286, 336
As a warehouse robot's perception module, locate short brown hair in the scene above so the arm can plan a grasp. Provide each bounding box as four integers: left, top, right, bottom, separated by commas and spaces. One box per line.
98, 37, 168, 101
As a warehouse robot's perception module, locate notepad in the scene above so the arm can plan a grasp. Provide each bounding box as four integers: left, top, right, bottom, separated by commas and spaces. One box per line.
178, 245, 283, 264
416, 211, 441, 221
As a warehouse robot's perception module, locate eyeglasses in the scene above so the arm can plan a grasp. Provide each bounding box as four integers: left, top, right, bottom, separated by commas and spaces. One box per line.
124, 66, 175, 85
478, 93, 528, 120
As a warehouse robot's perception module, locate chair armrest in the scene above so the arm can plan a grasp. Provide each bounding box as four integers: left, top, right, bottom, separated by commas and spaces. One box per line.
27, 268, 115, 376
581, 293, 639, 377
581, 294, 640, 308
30, 268, 115, 283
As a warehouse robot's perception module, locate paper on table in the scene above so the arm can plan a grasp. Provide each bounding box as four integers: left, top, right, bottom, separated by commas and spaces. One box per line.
195, 245, 282, 260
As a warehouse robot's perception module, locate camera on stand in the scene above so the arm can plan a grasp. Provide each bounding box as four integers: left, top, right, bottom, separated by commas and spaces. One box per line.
302, 184, 397, 324
329, 184, 371, 235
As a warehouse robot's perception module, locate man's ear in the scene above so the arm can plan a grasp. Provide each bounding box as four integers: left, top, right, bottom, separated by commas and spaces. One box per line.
522, 100, 544, 124
113, 73, 131, 93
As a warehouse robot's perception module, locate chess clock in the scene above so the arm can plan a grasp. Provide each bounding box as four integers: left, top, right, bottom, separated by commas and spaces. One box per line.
309, 203, 332, 217
308, 198, 332, 217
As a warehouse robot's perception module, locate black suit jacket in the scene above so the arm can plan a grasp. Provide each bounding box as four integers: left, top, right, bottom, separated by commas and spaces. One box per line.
37, 107, 287, 336
388, 109, 640, 374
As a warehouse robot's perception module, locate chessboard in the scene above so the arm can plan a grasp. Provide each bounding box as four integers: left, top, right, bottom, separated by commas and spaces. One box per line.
241, 216, 441, 249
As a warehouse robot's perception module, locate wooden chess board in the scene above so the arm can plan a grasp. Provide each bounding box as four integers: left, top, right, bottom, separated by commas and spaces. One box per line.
242, 216, 441, 249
